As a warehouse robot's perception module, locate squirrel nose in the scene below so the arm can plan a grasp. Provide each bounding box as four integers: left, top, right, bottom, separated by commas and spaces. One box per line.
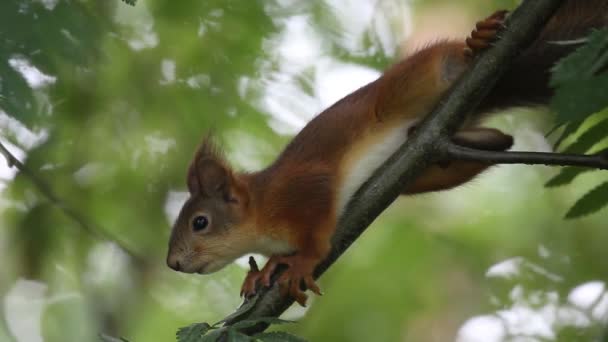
167, 255, 182, 272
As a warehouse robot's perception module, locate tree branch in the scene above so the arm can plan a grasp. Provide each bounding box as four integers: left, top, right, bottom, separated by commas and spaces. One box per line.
216, 0, 567, 335
0, 139, 144, 263
445, 143, 608, 169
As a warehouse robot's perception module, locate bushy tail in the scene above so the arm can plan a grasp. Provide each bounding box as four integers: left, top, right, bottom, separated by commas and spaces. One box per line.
479, 0, 608, 112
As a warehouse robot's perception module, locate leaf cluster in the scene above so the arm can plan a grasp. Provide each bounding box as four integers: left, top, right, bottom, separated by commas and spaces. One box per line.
176, 317, 304, 342
547, 28, 608, 218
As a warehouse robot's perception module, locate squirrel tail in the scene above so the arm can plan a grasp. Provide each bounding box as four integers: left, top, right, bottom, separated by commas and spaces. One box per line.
479, 0, 608, 113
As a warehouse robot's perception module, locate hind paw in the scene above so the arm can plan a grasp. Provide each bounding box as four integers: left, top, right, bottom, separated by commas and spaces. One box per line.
465, 10, 509, 57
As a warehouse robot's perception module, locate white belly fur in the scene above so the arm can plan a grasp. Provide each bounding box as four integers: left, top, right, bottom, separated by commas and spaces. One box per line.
337, 120, 416, 215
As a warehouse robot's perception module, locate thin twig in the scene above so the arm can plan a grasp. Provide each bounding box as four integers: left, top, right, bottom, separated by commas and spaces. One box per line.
0, 139, 143, 262
445, 143, 608, 169
222, 0, 567, 334
0, 141, 22, 169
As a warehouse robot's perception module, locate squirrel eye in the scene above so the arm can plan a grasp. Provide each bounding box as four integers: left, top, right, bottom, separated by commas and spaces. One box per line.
192, 215, 209, 232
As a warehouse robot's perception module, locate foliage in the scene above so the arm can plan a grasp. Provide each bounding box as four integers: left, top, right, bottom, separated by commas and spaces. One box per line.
177, 323, 213, 341
0, 0, 277, 340
550, 29, 608, 123
0, 1, 608, 342
547, 28, 608, 218
175, 317, 301, 342
565, 181, 608, 219
99, 333, 130, 342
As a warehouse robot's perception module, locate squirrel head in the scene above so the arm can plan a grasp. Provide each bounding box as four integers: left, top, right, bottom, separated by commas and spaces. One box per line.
167, 138, 252, 274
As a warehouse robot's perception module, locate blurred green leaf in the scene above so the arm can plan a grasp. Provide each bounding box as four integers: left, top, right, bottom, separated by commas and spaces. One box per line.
545, 167, 592, 187
121, 0, 137, 5
179, 315, 297, 342
548, 114, 608, 187
99, 333, 130, 342
200, 329, 225, 342
550, 28, 608, 124
0, 0, 109, 126
231, 317, 294, 331
566, 181, 608, 219
551, 28, 608, 86
227, 329, 252, 342
254, 331, 307, 342
552, 120, 584, 150
2, 1, 608, 341
563, 117, 608, 154
215, 295, 259, 326
177, 323, 212, 342
551, 76, 608, 124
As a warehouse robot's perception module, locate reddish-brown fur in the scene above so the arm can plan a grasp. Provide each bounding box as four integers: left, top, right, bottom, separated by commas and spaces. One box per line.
167, 1, 608, 306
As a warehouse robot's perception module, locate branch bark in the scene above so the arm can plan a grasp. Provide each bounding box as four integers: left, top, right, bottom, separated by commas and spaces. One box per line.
215, 0, 569, 334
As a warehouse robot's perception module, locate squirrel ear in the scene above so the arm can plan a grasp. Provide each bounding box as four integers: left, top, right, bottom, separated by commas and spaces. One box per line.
197, 159, 233, 200
186, 138, 236, 201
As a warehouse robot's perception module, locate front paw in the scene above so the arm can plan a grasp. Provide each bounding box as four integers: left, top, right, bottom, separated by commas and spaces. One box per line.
240, 254, 322, 306
240, 256, 262, 298
275, 255, 321, 307
465, 10, 508, 57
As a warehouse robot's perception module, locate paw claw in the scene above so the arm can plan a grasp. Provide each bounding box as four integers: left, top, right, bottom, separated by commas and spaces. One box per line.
490, 9, 509, 20
240, 273, 259, 299
471, 28, 498, 40
262, 275, 271, 287
466, 10, 508, 56
254, 254, 322, 307
241, 254, 322, 306
304, 276, 321, 296
294, 292, 308, 307
239, 256, 265, 299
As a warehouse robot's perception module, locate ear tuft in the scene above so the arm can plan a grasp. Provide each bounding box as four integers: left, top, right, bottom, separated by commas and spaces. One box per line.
186, 136, 232, 197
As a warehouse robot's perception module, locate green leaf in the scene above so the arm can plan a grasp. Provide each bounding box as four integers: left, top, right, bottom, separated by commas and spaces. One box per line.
564, 117, 608, 153
177, 323, 212, 342
215, 295, 260, 326
99, 333, 130, 342
548, 115, 608, 187
227, 329, 253, 342
545, 167, 592, 187
204, 316, 295, 342
565, 181, 608, 219
121, 0, 137, 5
552, 120, 584, 150
253, 332, 308, 342
550, 75, 608, 124
550, 29, 608, 124
551, 28, 608, 86
231, 317, 294, 331
200, 329, 225, 342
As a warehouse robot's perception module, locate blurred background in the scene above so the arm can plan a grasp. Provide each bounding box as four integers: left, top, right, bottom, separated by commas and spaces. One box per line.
1, 0, 608, 341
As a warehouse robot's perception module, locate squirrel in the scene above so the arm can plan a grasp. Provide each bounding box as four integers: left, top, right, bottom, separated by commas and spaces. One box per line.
167, 1, 608, 306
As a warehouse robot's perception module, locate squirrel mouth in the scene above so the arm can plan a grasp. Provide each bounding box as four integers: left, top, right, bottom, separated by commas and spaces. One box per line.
195, 258, 233, 274
196, 262, 210, 274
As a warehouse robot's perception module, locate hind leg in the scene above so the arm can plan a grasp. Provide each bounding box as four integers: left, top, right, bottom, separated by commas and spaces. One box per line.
375, 10, 507, 123
404, 128, 513, 194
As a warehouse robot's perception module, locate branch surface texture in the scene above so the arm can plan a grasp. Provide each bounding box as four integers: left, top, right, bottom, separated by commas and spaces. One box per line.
219, 0, 567, 334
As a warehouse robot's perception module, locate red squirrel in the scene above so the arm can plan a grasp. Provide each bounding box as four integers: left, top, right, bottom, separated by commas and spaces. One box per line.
167, 1, 608, 306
